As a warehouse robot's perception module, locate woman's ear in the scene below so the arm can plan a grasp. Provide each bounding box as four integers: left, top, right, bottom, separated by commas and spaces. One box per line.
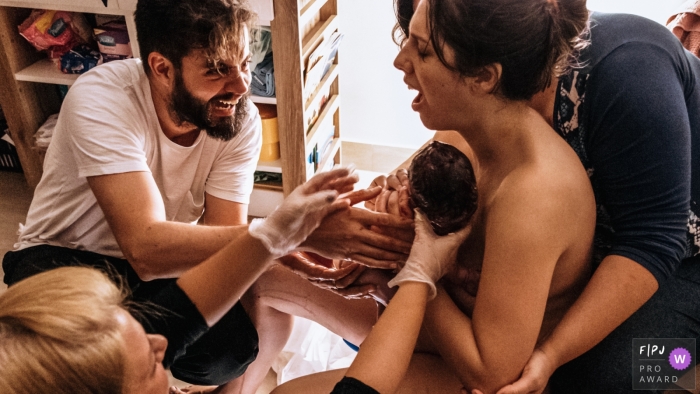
473, 63, 502, 94
148, 52, 175, 88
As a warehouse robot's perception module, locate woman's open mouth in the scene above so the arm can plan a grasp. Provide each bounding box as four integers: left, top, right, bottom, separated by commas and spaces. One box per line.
411, 90, 424, 111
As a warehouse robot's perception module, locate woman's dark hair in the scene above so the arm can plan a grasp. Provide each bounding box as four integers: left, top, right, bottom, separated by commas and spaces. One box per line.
135, 0, 257, 74
394, 0, 590, 100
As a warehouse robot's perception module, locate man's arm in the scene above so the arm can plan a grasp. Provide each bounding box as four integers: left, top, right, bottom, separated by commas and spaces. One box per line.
88, 172, 247, 280
301, 206, 414, 268
201, 192, 248, 226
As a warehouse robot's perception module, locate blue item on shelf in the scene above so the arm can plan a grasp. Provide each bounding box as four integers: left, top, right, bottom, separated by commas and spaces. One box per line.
251, 52, 275, 97
60, 44, 101, 74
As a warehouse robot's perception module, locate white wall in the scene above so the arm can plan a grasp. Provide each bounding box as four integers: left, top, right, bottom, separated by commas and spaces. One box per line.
337, 0, 430, 149
587, 0, 686, 24
338, 0, 688, 149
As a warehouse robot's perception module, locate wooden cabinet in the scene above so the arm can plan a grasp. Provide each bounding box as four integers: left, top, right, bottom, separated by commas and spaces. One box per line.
0, 0, 342, 211
271, 0, 341, 195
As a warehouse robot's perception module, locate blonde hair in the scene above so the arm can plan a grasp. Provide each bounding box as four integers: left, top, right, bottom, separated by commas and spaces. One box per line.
0, 267, 127, 394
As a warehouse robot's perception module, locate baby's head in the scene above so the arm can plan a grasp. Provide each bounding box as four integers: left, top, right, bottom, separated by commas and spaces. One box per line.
408, 141, 478, 235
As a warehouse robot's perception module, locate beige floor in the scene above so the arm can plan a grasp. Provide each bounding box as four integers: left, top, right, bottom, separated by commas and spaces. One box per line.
0, 171, 33, 291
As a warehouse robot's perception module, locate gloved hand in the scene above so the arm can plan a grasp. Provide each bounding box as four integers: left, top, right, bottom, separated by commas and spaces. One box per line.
249, 166, 358, 258
388, 209, 471, 299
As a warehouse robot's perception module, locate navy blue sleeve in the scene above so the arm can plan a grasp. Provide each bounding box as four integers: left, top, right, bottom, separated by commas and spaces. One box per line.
584, 41, 692, 282
137, 282, 209, 368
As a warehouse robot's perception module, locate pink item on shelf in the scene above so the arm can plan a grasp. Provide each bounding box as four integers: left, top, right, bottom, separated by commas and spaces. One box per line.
18, 10, 78, 52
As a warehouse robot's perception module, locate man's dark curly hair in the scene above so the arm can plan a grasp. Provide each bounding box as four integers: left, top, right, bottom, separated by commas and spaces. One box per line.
135, 0, 257, 74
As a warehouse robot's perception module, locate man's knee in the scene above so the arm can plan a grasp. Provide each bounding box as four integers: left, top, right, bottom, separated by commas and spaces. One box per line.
170, 348, 257, 386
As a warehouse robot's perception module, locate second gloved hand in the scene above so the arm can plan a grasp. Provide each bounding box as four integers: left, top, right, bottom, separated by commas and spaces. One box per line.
249, 167, 358, 258
388, 209, 471, 298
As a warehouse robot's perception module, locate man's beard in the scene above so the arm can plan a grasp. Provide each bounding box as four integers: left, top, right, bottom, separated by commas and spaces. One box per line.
169, 70, 249, 141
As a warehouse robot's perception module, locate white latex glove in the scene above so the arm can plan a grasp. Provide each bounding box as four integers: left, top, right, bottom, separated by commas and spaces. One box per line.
249, 167, 358, 258
388, 209, 471, 299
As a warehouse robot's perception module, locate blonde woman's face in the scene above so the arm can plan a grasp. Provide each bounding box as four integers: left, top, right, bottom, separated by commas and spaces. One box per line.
118, 309, 170, 394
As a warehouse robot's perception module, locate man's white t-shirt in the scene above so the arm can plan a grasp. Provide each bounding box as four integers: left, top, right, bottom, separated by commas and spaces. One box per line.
15, 59, 262, 258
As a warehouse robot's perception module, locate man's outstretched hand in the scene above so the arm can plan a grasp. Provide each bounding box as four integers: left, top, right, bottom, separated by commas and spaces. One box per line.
302, 187, 414, 269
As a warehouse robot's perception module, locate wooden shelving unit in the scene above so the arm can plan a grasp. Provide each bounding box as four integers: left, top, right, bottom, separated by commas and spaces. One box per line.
271, 0, 341, 195
0, 0, 342, 212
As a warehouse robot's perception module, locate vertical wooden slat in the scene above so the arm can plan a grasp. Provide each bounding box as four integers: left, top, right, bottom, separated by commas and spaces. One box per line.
325, 0, 340, 167
271, 0, 306, 195
0, 6, 60, 188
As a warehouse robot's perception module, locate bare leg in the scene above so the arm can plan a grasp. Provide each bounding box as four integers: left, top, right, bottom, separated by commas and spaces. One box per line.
214, 264, 378, 394
249, 264, 378, 344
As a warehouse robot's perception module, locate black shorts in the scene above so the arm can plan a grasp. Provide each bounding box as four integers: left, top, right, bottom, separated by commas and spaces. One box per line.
3, 244, 259, 386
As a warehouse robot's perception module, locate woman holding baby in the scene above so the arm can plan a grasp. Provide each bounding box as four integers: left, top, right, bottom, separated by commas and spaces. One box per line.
276, 0, 700, 393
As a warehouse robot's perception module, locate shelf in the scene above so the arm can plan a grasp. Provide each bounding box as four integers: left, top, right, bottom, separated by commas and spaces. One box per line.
15, 59, 280, 108
306, 94, 339, 146
305, 64, 337, 113
299, 0, 329, 30
253, 182, 283, 191
301, 16, 338, 66
250, 95, 277, 104
316, 137, 340, 174
256, 157, 282, 173
0, 0, 124, 14
15, 59, 78, 85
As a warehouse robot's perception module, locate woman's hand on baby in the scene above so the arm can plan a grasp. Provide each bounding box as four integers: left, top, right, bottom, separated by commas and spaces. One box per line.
388, 209, 472, 298
249, 167, 358, 258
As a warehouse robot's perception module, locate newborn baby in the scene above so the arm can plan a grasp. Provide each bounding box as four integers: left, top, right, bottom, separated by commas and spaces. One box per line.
350, 141, 480, 305
283, 142, 479, 306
